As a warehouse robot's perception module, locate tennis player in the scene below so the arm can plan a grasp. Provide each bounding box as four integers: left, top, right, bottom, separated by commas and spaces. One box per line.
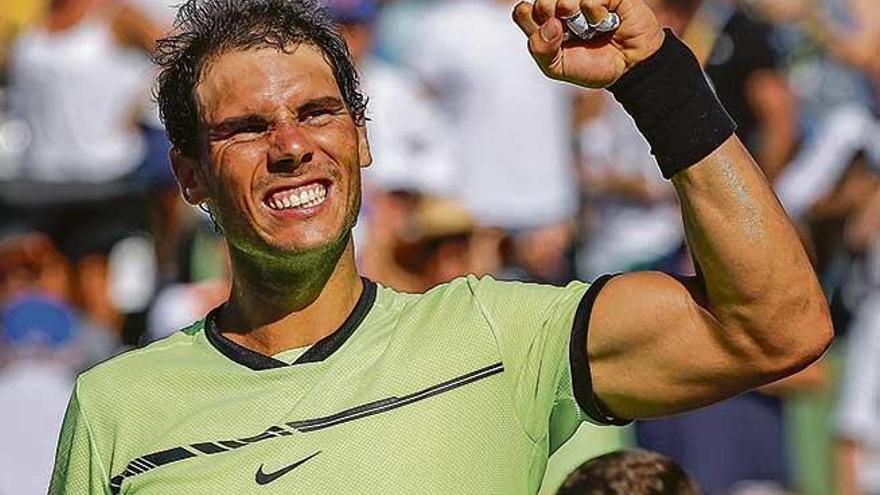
49, 0, 832, 493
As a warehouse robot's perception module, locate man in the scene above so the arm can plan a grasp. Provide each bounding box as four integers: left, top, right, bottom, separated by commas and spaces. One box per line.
49, 0, 832, 493
556, 449, 702, 495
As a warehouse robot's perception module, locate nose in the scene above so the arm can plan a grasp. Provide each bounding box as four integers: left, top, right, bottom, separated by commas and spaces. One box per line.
268, 121, 314, 172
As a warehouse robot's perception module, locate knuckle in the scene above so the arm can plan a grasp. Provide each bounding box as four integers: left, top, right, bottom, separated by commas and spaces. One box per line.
558, 0, 580, 15
535, 0, 556, 14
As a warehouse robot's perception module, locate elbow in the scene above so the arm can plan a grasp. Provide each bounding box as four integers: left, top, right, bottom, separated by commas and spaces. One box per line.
780, 298, 833, 376
737, 285, 834, 382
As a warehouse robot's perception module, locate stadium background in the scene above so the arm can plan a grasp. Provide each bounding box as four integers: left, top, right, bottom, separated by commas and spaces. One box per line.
0, 0, 877, 493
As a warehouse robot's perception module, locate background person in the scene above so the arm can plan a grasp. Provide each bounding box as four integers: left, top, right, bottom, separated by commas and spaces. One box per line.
556, 449, 702, 495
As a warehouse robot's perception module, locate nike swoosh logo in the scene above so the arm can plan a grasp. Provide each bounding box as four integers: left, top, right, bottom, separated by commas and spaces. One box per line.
255, 451, 321, 485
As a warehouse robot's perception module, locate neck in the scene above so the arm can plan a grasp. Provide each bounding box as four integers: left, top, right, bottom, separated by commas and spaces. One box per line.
219, 236, 364, 356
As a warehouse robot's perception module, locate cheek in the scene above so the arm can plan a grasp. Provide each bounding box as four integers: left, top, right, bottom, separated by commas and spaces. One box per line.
210, 142, 267, 200
312, 123, 360, 170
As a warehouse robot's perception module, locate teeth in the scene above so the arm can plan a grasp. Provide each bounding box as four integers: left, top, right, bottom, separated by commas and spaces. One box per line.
265, 183, 328, 211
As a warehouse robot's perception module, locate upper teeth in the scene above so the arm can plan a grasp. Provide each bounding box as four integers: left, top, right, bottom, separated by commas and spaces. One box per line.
266, 183, 327, 210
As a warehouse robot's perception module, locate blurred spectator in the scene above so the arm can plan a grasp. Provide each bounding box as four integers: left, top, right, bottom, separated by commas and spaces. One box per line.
699, 0, 798, 182
391, 195, 476, 291
2, 0, 163, 337
327, 0, 456, 197
0, 231, 120, 363
776, 105, 880, 222
326, 0, 463, 287
146, 237, 230, 342
835, 186, 880, 495
8, 0, 159, 184
0, 232, 69, 303
759, 0, 880, 223
753, 0, 877, 133
573, 90, 683, 279
405, 0, 579, 282
555, 449, 702, 495
0, 291, 117, 494
836, 290, 880, 495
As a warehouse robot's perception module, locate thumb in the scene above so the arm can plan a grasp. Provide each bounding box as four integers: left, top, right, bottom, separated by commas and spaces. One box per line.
528, 18, 564, 70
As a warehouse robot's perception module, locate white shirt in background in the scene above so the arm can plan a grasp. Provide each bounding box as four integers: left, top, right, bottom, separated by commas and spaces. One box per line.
407, 0, 577, 230
10, 20, 150, 183
576, 95, 683, 279
361, 59, 456, 196
837, 289, 880, 494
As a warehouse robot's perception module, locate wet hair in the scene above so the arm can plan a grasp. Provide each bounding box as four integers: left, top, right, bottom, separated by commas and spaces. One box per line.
556, 449, 702, 495
154, 0, 367, 158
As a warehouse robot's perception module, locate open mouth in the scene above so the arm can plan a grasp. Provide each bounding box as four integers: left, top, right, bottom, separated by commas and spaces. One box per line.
263, 181, 330, 211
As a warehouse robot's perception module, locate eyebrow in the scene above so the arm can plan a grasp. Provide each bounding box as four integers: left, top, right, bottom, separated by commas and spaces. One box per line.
206, 96, 347, 139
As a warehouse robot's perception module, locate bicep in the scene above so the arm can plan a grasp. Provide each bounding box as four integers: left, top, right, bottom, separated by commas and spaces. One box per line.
587, 271, 770, 419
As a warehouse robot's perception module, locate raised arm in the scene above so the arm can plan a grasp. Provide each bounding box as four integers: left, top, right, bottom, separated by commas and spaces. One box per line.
513, 0, 832, 420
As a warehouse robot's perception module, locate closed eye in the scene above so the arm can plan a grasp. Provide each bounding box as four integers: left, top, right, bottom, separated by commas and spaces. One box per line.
298, 97, 346, 125
208, 116, 271, 141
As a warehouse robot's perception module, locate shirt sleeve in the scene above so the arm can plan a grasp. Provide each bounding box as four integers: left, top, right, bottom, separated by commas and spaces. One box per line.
49, 382, 111, 495
466, 275, 626, 452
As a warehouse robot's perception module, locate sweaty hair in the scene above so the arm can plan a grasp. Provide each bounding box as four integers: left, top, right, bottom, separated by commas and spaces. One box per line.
154, 0, 367, 158
556, 450, 702, 495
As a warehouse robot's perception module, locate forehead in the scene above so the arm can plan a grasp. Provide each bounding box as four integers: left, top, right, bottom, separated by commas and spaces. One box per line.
196, 44, 340, 124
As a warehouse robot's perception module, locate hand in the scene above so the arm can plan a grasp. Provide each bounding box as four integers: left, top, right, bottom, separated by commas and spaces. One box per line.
513, 0, 664, 88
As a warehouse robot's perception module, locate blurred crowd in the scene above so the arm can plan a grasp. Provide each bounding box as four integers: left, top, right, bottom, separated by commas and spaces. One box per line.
1, 0, 879, 493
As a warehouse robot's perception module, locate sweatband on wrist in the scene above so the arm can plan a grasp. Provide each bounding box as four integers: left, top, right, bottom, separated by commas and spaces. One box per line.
608, 28, 736, 179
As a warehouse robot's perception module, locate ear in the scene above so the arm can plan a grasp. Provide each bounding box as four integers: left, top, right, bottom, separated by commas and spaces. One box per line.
357, 124, 372, 168
169, 148, 209, 205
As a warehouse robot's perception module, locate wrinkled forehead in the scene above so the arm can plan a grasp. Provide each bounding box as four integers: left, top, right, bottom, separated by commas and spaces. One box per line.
195, 44, 341, 126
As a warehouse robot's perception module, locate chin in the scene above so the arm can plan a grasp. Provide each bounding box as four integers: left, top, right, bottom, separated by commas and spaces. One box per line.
269, 227, 351, 258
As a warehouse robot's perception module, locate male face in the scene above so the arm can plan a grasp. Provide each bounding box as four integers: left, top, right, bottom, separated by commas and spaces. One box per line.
176, 44, 371, 259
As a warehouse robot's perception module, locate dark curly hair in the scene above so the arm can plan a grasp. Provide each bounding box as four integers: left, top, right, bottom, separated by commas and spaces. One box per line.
154, 0, 367, 158
557, 450, 702, 495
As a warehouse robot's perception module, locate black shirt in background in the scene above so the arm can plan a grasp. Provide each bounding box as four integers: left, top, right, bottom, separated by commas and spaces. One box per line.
705, 8, 781, 153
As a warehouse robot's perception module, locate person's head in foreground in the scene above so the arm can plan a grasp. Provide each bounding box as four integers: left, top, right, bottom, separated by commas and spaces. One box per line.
157, 0, 371, 286
557, 449, 702, 495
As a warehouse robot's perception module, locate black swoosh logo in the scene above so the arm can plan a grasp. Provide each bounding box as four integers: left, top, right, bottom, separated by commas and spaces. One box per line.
255, 451, 321, 485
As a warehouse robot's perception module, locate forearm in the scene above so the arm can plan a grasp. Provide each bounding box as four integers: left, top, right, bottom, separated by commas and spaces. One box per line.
673, 137, 830, 365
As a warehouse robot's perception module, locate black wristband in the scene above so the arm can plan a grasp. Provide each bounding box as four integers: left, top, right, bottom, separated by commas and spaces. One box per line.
608, 28, 736, 179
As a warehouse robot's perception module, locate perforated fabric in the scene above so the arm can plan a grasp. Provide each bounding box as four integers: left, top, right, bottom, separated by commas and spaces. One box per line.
50, 276, 594, 494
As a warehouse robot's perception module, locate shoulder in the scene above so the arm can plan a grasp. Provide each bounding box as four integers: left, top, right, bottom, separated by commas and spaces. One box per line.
377, 276, 590, 317
75, 322, 206, 405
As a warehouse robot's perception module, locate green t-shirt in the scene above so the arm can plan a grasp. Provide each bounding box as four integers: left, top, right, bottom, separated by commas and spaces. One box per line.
50, 275, 614, 494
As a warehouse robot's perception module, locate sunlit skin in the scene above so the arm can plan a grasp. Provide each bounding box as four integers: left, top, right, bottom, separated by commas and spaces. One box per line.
171, 44, 372, 354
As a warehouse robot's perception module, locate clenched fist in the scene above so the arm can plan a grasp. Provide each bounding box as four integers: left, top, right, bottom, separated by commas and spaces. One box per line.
513, 0, 664, 88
